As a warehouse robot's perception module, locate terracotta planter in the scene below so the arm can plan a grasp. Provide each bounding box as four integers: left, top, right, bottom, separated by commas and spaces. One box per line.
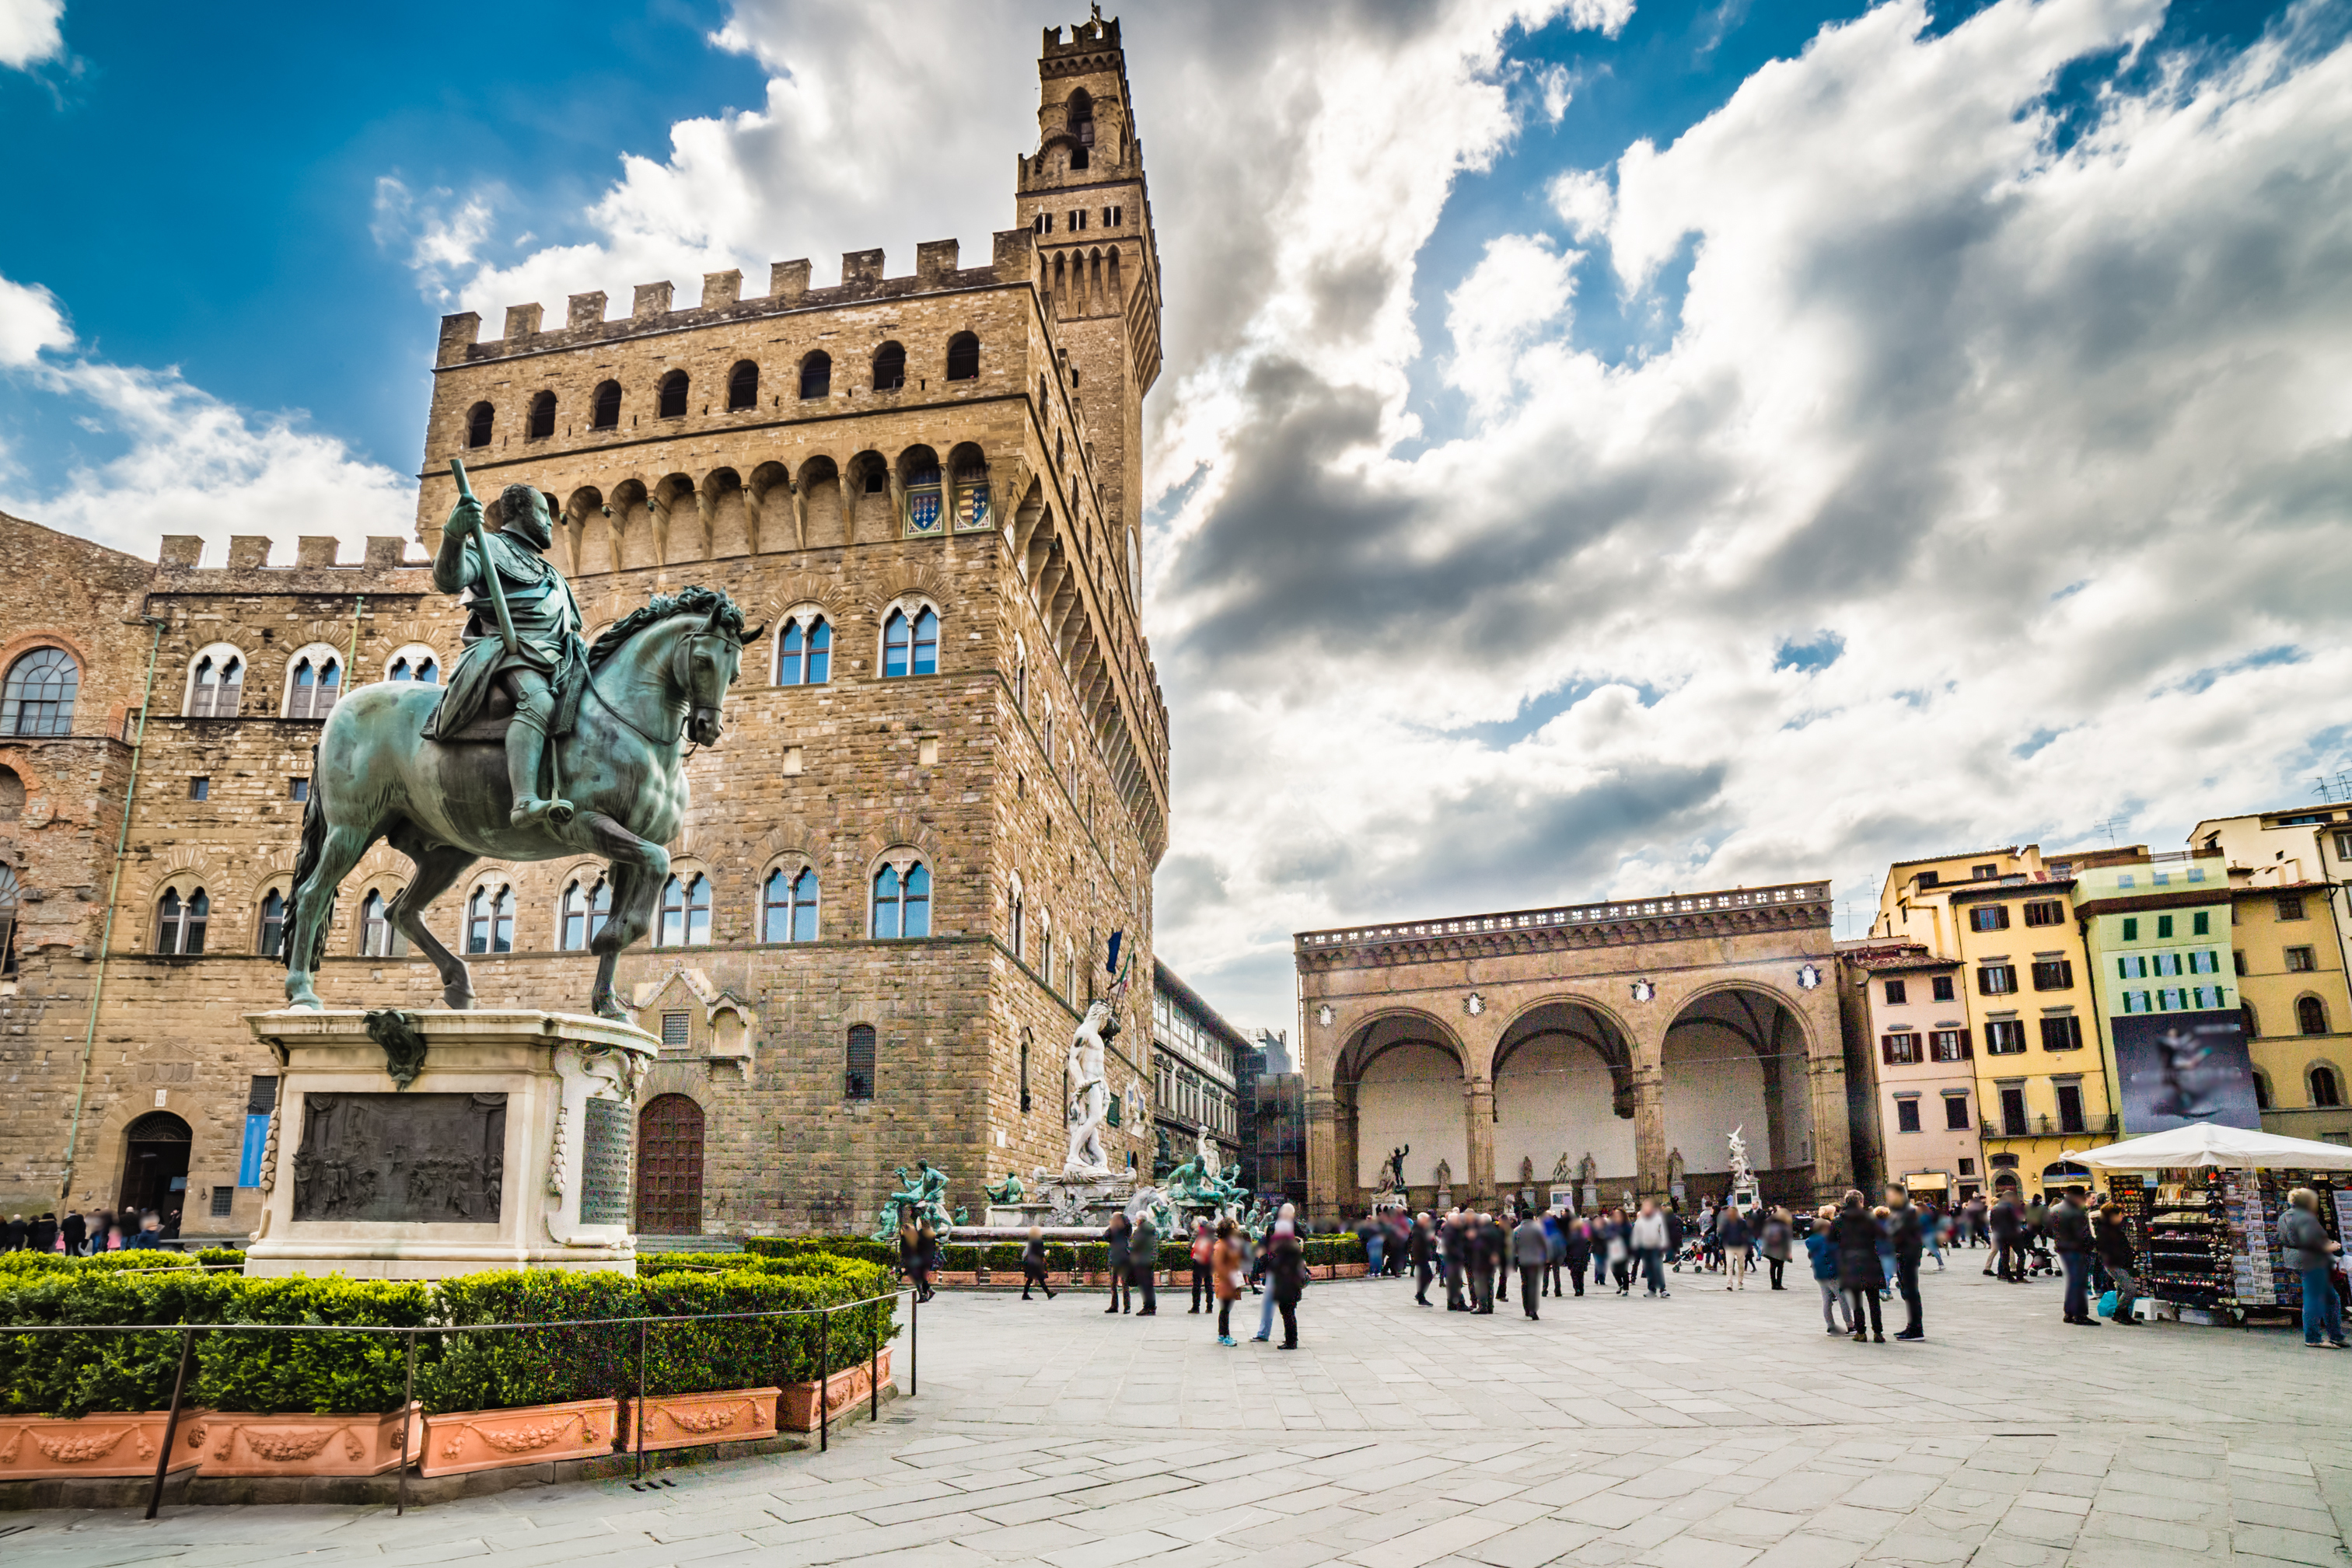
1336, 1262, 1369, 1278
620, 1387, 781, 1452
0, 1410, 203, 1480
778, 1346, 892, 1432
417, 1396, 617, 1477
183, 1405, 418, 1478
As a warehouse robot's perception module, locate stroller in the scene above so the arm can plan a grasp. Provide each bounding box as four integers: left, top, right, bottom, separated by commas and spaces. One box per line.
2023, 1234, 2057, 1276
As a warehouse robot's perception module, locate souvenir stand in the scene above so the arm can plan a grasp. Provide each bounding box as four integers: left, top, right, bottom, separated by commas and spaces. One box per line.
2070, 1123, 2352, 1326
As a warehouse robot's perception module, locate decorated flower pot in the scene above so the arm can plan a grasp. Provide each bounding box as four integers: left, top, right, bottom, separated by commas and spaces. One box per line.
778, 1346, 892, 1432
0, 1410, 204, 1480
619, 1387, 782, 1452
417, 1396, 617, 1477
183, 1406, 418, 1477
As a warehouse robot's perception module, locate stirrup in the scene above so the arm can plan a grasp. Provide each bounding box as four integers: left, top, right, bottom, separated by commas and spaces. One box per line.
510, 795, 576, 828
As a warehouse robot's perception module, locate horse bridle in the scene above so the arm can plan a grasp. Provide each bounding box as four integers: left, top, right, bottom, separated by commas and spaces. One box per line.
581, 609, 760, 749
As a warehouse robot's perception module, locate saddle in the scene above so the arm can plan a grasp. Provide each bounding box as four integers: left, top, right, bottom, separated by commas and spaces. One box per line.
438, 683, 516, 744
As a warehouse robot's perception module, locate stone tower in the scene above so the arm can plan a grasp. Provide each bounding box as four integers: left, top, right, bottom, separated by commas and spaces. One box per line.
1015, 13, 1163, 588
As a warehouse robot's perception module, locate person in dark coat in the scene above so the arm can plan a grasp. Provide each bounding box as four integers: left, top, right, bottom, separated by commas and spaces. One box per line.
1267, 1221, 1308, 1349
1882, 1185, 1924, 1340
1563, 1217, 1593, 1297
1987, 1194, 2024, 1282
1511, 1213, 1549, 1319
1103, 1214, 1132, 1314
2047, 1186, 2097, 1325
1829, 1191, 1885, 1343
59, 1210, 86, 1256
28, 1214, 58, 1255
1409, 1213, 1438, 1307
2092, 1202, 2140, 1325
0, 1214, 24, 1252
1020, 1225, 1057, 1300
1129, 1211, 1160, 1316
1443, 1212, 1472, 1311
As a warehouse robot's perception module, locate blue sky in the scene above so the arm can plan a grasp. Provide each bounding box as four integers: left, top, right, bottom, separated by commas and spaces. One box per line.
5, 0, 2350, 1030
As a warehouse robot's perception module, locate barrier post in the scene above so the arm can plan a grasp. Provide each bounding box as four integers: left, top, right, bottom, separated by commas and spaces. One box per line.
818, 1307, 830, 1453
397, 1328, 418, 1517
634, 1319, 648, 1481
145, 1326, 196, 1520
869, 1298, 879, 1421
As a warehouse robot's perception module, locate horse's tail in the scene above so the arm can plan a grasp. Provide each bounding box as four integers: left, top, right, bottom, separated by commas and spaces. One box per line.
281, 743, 329, 969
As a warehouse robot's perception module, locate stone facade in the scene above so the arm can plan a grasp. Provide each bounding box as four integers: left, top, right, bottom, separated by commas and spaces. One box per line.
0, 13, 1170, 1241
1293, 882, 1854, 1223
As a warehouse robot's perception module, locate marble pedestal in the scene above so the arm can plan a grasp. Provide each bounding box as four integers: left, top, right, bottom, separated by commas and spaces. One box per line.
241, 1009, 657, 1280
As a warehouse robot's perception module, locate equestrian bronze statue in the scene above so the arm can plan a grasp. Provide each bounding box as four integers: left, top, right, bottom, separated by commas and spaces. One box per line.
281, 462, 763, 1018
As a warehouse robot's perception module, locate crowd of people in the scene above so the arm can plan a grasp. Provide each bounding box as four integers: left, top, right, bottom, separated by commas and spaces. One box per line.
0, 1206, 171, 1255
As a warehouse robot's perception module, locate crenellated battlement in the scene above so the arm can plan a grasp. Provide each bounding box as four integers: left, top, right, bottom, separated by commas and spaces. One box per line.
154, 533, 428, 580
437, 232, 1037, 368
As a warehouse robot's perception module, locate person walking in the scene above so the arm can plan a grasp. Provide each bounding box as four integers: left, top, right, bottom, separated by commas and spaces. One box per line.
2048, 1186, 2098, 1325
1253, 1204, 1295, 1340
1130, 1209, 1161, 1315
1267, 1214, 1307, 1349
2092, 1201, 2140, 1326
1103, 1213, 1133, 1315
1919, 1200, 1947, 1270
1211, 1217, 1246, 1346
2281, 1187, 2347, 1349
1410, 1212, 1438, 1307
124, 1212, 163, 1251
1830, 1191, 1885, 1343
1871, 1207, 1897, 1303
1631, 1201, 1672, 1298
1607, 1210, 1634, 1295
1760, 1207, 1792, 1290
910, 1221, 939, 1303
1884, 1184, 1924, 1340
1564, 1215, 1592, 1297
1020, 1225, 1057, 1300
1512, 1210, 1548, 1319
1470, 1213, 1499, 1314
59, 1209, 86, 1259
1805, 1204, 1852, 1334
1189, 1220, 1216, 1311
1542, 1210, 1565, 1297
29, 1213, 58, 1255
1359, 1210, 1385, 1278
1718, 1203, 1753, 1290
1442, 1210, 1470, 1311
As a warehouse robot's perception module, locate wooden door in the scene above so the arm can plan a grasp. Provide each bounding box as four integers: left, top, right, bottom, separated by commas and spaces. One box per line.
635, 1094, 704, 1234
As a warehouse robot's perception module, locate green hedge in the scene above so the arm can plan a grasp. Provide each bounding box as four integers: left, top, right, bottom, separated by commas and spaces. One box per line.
740, 1235, 897, 1268
0, 1257, 897, 1420
0, 1250, 203, 1276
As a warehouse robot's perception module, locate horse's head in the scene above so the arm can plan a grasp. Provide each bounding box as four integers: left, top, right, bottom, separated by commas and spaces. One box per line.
678, 601, 765, 746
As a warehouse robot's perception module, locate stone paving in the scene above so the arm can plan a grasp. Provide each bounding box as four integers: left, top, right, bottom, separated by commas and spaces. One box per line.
12, 1253, 2352, 1567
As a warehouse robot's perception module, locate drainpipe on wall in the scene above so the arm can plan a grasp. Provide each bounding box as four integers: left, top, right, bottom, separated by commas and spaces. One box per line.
58, 616, 164, 1200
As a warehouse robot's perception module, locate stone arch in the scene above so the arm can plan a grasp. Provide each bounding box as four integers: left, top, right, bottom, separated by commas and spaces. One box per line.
1662, 983, 1812, 1196
607, 478, 652, 572
845, 449, 889, 543
703, 466, 748, 558
179, 641, 250, 718
1336, 1009, 1470, 1207
1491, 998, 1637, 1195
650, 472, 699, 562
561, 485, 606, 577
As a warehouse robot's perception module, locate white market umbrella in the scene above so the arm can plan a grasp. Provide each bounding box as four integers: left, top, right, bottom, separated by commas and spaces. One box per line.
2064, 1120, 2352, 1172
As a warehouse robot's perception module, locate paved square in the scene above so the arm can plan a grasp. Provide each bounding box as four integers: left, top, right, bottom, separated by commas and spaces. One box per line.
12, 1258, 2352, 1566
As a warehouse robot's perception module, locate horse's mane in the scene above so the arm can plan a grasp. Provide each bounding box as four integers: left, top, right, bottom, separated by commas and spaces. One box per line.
586, 585, 747, 669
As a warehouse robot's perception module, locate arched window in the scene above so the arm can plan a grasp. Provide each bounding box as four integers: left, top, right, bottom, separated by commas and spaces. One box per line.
1009, 877, 1026, 960
465, 884, 514, 954
845, 1025, 876, 1099
2314, 1064, 2345, 1109
945, 332, 980, 382
527, 390, 556, 440
560, 877, 610, 952
872, 341, 905, 391
187, 651, 243, 718
2299, 996, 2329, 1036
657, 370, 689, 418
954, 454, 991, 529
2253, 1069, 2273, 1111
1068, 89, 1093, 170
763, 867, 818, 943
799, 351, 830, 400
591, 380, 621, 430
466, 401, 494, 448
257, 888, 286, 956
882, 605, 940, 676
285, 653, 341, 720
2242, 1003, 2261, 1041
0, 765, 20, 821
386, 653, 439, 683
872, 861, 930, 939
1040, 910, 1054, 987
776, 617, 832, 686
359, 889, 408, 957
2, 648, 79, 736
658, 873, 711, 946
1019, 1027, 1032, 1112
903, 452, 942, 533
156, 888, 208, 955
725, 359, 759, 411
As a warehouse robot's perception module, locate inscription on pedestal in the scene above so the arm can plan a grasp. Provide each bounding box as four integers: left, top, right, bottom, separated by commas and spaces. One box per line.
291, 1092, 507, 1224
578, 1097, 633, 1227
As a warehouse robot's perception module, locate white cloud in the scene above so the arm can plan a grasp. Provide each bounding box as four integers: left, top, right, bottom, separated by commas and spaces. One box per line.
0, 271, 416, 563
1444, 233, 1578, 416
0, 0, 62, 71
1547, 167, 1613, 239
372, 178, 497, 305
1538, 61, 1574, 122
0, 274, 71, 365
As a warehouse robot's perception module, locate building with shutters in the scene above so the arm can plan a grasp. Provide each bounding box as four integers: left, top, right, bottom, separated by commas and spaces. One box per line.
1148, 959, 1244, 1180
1835, 942, 1983, 1203
0, 12, 1173, 1243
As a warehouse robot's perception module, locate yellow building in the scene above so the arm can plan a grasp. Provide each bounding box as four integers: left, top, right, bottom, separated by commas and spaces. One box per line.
2189, 808, 2352, 1144
1872, 843, 2130, 1198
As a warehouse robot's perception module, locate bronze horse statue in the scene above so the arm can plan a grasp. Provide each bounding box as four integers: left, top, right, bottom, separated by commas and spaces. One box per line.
280, 584, 761, 1018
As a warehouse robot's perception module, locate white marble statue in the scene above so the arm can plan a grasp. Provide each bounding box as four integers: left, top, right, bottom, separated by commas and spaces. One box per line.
1196, 1124, 1221, 1181
1063, 965, 1132, 1178
1728, 1124, 1755, 1191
